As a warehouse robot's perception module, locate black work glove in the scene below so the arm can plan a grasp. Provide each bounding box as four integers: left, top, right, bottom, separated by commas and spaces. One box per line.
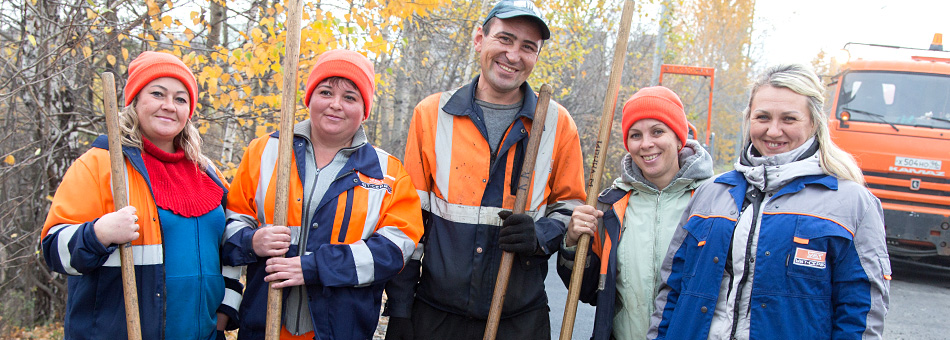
385, 316, 413, 340
497, 211, 539, 255
216, 330, 226, 340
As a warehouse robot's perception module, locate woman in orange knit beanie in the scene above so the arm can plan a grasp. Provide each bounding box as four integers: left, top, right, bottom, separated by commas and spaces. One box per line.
556, 86, 714, 340
222, 49, 423, 340
41, 51, 241, 340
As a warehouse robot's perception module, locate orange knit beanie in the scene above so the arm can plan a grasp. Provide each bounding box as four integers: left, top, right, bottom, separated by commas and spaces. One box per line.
304, 49, 376, 119
621, 86, 688, 151
124, 51, 199, 117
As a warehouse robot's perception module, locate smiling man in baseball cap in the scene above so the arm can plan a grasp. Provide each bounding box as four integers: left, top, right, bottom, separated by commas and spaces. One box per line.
383, 1, 587, 340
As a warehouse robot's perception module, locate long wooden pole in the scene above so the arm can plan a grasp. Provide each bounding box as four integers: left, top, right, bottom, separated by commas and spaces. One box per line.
102, 72, 142, 340
264, 0, 303, 338
483, 84, 553, 340
559, 1, 636, 339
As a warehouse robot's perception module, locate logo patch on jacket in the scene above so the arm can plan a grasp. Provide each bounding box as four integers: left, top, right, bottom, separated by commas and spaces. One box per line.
357, 173, 393, 193
793, 247, 826, 269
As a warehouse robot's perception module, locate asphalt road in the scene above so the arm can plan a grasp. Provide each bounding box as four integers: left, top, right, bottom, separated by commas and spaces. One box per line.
882, 257, 950, 339
546, 256, 950, 340
545, 256, 596, 340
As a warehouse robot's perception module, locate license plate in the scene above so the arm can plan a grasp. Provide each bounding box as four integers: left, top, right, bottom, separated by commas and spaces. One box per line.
894, 156, 942, 170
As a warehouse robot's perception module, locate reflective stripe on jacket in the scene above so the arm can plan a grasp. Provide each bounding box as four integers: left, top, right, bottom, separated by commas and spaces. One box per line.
41, 135, 241, 340
387, 77, 587, 319
649, 170, 890, 340
222, 123, 423, 340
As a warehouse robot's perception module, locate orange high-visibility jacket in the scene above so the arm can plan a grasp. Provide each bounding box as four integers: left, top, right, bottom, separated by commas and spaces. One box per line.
386, 79, 587, 319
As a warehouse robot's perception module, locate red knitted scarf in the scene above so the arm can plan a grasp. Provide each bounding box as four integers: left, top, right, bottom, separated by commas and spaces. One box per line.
141, 139, 223, 217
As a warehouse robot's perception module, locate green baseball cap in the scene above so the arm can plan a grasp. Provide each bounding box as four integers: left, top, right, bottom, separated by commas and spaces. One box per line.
484, 1, 550, 40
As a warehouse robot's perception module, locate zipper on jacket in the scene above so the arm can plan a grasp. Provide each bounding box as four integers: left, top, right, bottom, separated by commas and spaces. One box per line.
286, 165, 321, 334
131, 145, 168, 340
730, 187, 763, 339
652, 194, 662, 294
337, 188, 355, 243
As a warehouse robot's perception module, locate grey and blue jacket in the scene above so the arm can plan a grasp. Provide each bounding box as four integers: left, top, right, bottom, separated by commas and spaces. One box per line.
649, 145, 890, 340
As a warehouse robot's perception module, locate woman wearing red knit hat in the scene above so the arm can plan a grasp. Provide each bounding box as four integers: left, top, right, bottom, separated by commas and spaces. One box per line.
556, 86, 714, 340
41, 51, 242, 339
221, 49, 423, 340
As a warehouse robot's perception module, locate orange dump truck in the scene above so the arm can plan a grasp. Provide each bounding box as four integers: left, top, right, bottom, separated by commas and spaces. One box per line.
829, 38, 950, 263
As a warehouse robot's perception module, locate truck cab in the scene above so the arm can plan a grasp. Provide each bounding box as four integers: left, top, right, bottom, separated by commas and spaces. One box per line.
829, 58, 950, 260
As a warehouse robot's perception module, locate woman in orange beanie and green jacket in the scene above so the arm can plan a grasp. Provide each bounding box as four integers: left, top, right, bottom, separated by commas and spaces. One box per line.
41, 51, 242, 339
556, 86, 714, 340
221, 49, 424, 340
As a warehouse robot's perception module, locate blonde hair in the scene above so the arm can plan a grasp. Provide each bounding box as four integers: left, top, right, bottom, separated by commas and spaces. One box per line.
743, 64, 865, 185
118, 99, 209, 169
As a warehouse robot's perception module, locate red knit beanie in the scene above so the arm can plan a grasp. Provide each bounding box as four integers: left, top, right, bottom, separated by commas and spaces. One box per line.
621, 86, 688, 151
124, 51, 199, 118
304, 49, 376, 119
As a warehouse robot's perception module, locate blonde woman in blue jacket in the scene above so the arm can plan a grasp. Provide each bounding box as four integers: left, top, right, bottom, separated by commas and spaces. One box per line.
558, 86, 714, 340
648, 64, 889, 339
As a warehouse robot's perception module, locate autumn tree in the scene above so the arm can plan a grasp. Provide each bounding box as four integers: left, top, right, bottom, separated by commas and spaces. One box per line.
660, 0, 756, 169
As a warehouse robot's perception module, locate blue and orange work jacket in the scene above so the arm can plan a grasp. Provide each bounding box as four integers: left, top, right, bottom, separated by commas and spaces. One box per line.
42, 136, 242, 340
222, 123, 423, 339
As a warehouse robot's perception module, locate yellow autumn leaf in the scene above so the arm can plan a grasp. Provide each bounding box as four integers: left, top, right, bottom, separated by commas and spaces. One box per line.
147, 0, 160, 16
27, 35, 36, 46
251, 27, 263, 45
208, 78, 218, 95
4, 155, 14, 165
255, 125, 269, 137
107, 54, 116, 65
219, 93, 231, 106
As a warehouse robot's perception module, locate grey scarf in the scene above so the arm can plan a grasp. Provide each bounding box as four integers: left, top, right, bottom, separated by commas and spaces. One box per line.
734, 137, 825, 192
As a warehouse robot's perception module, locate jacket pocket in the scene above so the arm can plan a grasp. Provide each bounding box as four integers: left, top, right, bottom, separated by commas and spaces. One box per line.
682, 217, 712, 243
680, 217, 720, 286
786, 216, 852, 283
